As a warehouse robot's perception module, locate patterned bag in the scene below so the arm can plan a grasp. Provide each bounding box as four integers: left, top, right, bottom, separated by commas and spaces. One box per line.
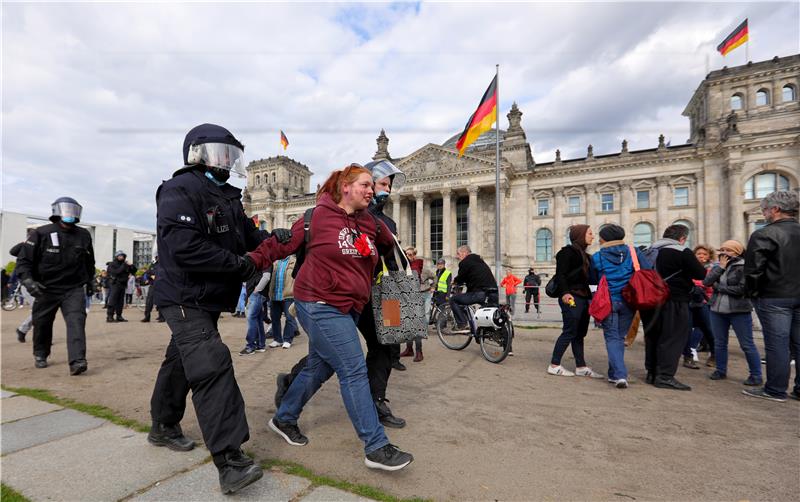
371, 235, 427, 345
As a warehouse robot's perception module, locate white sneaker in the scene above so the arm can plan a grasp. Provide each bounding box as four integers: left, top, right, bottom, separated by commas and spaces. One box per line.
575, 367, 605, 379
282, 342, 291, 349
690, 348, 699, 362
268, 341, 281, 348
608, 378, 628, 389
547, 365, 574, 377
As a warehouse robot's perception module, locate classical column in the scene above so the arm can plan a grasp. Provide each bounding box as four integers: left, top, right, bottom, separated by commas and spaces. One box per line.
441, 188, 453, 261
656, 176, 671, 234
468, 186, 480, 255
585, 183, 597, 231
392, 197, 402, 238
727, 163, 745, 243
695, 172, 706, 244
553, 187, 564, 249
620, 180, 633, 233
414, 191, 425, 256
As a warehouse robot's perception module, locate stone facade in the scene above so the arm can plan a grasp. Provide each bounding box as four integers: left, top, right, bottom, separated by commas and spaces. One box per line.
244, 55, 800, 278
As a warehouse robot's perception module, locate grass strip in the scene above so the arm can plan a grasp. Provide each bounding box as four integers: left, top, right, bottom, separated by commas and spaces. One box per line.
1, 483, 31, 502
263, 459, 431, 502
1, 385, 150, 433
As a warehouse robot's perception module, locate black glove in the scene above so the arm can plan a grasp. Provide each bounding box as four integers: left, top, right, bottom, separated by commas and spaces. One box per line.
238, 255, 257, 281
270, 228, 292, 244
22, 278, 46, 298
85, 282, 95, 296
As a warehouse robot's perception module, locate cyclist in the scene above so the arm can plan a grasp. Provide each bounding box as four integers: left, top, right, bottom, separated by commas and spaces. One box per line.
449, 245, 498, 332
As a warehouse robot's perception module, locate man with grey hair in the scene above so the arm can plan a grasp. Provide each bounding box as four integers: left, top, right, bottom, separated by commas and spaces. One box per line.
450, 245, 498, 331
743, 190, 800, 402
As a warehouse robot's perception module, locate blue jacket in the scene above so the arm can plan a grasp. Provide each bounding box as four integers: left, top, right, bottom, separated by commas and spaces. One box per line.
590, 242, 652, 302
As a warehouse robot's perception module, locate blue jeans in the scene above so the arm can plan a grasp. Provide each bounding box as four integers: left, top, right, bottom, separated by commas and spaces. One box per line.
270, 299, 297, 343
551, 297, 590, 367
276, 300, 388, 455
684, 305, 713, 356
709, 311, 761, 378
235, 285, 247, 314
753, 297, 800, 398
245, 292, 266, 349
601, 301, 635, 380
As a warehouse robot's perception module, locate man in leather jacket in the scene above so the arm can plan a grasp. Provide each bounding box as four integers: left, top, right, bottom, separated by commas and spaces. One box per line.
743, 190, 800, 402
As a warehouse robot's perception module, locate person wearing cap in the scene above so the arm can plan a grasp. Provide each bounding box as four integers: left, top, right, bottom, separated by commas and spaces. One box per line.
590, 224, 652, 388
523, 267, 541, 315
14, 197, 95, 375
106, 250, 136, 322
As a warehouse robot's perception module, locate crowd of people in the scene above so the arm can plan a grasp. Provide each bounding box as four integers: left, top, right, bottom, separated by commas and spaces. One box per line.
7, 121, 798, 495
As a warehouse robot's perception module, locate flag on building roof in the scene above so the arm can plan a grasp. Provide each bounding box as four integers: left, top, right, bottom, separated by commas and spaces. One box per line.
717, 19, 748, 56
280, 130, 289, 150
455, 75, 497, 156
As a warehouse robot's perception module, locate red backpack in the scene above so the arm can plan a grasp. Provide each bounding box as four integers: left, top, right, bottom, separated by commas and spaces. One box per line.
622, 245, 670, 309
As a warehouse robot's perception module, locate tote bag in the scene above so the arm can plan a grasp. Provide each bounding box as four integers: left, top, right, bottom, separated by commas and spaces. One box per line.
371, 234, 427, 345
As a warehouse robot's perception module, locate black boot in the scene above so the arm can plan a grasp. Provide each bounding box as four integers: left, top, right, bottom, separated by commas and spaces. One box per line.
147, 422, 196, 451
69, 360, 88, 376
375, 398, 406, 428
214, 449, 263, 495
116, 316, 128, 322
106, 315, 116, 323
34, 356, 47, 369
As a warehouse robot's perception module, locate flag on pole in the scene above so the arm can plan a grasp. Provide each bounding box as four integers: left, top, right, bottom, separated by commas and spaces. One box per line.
717, 19, 748, 56
455, 75, 497, 156
280, 130, 289, 150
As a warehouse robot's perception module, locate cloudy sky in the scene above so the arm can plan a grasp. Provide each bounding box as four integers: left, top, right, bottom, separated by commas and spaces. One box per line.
2, 0, 798, 231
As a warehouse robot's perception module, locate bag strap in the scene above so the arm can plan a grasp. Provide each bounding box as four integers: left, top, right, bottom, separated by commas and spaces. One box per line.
389, 233, 413, 277
628, 245, 640, 272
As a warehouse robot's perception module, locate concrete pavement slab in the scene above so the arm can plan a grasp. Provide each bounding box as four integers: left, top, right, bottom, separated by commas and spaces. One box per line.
133, 462, 311, 501
1, 408, 105, 454
300, 485, 374, 502
1, 390, 17, 398
1, 423, 208, 501
1, 395, 62, 423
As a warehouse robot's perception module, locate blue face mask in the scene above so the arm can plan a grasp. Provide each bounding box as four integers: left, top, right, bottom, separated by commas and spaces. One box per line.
61, 216, 76, 224
204, 171, 226, 186
373, 191, 390, 206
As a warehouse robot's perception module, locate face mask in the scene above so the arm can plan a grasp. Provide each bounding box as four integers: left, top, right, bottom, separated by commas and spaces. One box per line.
372, 191, 390, 207
61, 216, 76, 224
205, 170, 228, 186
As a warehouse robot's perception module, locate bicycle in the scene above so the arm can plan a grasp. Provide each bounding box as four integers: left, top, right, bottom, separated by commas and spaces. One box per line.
2, 283, 26, 311
436, 291, 514, 364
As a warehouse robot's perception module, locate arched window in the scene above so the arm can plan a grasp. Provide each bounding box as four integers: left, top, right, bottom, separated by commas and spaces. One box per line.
633, 222, 654, 247
731, 93, 743, 110
271, 172, 277, 183
673, 219, 694, 248
756, 89, 770, 106
535, 228, 553, 262
744, 172, 791, 199
783, 84, 797, 102
255, 174, 260, 185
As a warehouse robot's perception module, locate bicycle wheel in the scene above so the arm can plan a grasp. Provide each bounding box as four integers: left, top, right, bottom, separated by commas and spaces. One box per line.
2, 295, 19, 311
479, 322, 512, 363
436, 305, 472, 350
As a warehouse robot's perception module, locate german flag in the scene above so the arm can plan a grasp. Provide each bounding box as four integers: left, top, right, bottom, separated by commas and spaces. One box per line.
717, 19, 748, 56
455, 75, 497, 156
280, 130, 289, 150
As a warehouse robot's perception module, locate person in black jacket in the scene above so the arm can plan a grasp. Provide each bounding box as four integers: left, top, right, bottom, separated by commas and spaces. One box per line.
140, 256, 163, 322
449, 245, 498, 330
523, 268, 541, 314
547, 224, 603, 379
106, 251, 136, 322
146, 123, 291, 494
15, 197, 95, 375
641, 224, 706, 390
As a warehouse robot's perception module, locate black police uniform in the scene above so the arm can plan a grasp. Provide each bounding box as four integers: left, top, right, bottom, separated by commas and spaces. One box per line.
106, 259, 136, 320
141, 263, 161, 321
15, 222, 95, 367
149, 167, 268, 457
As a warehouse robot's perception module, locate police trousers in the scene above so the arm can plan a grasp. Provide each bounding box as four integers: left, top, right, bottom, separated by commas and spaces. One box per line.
107, 283, 126, 318
32, 286, 87, 365
149, 305, 249, 455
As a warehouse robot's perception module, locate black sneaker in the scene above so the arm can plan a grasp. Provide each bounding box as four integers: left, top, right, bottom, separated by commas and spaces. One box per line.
742, 388, 787, 403
709, 370, 727, 380
364, 444, 414, 471
34, 356, 47, 369
16, 328, 26, 343
141, 318, 150, 322
106, 317, 116, 323
742, 375, 763, 386
147, 422, 196, 451
69, 361, 88, 376
116, 317, 128, 322
269, 418, 308, 446
653, 376, 691, 391
391, 361, 406, 371
375, 399, 406, 429
215, 450, 262, 495
239, 346, 256, 356
274, 373, 291, 408
790, 390, 800, 401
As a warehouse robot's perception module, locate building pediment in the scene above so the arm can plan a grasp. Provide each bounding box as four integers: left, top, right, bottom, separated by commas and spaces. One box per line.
597, 183, 619, 193
396, 143, 508, 181
670, 175, 696, 186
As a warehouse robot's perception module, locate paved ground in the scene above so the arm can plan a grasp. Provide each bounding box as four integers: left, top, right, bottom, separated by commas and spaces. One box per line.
2, 305, 799, 501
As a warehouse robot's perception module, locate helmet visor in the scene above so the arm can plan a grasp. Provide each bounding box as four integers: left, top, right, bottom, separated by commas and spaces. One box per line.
366, 160, 405, 193
187, 142, 246, 177
53, 201, 82, 220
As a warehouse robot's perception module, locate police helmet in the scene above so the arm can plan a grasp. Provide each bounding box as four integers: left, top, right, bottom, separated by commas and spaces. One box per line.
50, 197, 83, 224
363, 160, 405, 192
114, 250, 127, 259
182, 124, 246, 177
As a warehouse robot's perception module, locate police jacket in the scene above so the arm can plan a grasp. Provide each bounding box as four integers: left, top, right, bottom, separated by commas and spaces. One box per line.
744, 219, 800, 298
15, 222, 95, 294
107, 260, 136, 286
154, 168, 268, 312
453, 253, 497, 293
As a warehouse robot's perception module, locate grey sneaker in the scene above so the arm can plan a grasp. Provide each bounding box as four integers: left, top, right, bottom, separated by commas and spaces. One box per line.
742, 388, 786, 403
364, 444, 413, 471
239, 346, 255, 356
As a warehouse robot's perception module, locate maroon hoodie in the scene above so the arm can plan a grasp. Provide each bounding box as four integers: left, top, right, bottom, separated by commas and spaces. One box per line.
248, 193, 393, 314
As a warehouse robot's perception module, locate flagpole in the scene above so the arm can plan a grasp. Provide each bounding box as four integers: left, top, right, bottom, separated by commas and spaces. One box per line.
494, 63, 501, 282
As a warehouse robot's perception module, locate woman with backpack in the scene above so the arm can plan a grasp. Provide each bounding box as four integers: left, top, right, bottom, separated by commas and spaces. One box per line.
702, 240, 762, 385
590, 225, 653, 389
547, 224, 603, 378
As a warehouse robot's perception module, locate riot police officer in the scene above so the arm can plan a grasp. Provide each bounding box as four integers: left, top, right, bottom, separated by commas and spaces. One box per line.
15, 197, 95, 375
147, 123, 290, 495
106, 250, 136, 322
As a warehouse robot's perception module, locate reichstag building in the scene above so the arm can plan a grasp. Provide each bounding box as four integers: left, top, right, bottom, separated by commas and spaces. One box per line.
244, 55, 799, 277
